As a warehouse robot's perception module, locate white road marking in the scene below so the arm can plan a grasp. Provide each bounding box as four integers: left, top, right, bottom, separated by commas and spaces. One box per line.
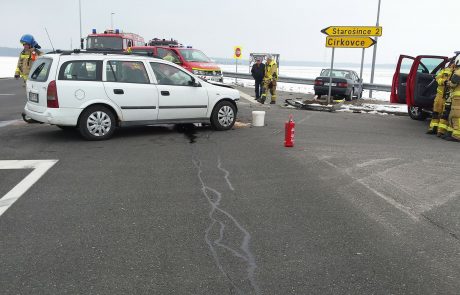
0, 120, 22, 128
0, 160, 58, 217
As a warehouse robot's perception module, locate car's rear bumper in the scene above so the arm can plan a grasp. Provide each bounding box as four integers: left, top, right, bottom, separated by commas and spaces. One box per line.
314, 86, 351, 96
24, 105, 81, 126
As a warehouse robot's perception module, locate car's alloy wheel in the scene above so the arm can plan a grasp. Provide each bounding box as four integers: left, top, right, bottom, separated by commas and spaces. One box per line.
79, 106, 116, 140
211, 101, 236, 131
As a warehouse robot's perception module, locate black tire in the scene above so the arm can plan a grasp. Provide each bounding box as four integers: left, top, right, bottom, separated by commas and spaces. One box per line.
408, 106, 428, 121
78, 105, 116, 140
210, 101, 236, 131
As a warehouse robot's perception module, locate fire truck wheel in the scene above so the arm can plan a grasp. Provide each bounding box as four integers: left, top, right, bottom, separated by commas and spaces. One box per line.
211, 101, 236, 131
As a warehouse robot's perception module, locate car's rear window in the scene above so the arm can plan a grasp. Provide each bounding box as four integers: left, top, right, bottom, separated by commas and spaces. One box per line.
320, 69, 352, 78
58, 60, 102, 81
29, 58, 53, 82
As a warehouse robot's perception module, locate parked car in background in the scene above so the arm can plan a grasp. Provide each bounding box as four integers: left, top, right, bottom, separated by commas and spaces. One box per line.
23, 52, 239, 140
314, 69, 363, 101
130, 39, 223, 82
390, 54, 456, 120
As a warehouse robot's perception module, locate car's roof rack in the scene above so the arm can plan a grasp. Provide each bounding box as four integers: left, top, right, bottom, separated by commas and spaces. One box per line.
45, 49, 159, 58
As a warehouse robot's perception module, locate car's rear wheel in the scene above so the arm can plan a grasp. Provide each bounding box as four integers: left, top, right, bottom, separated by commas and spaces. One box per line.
408, 106, 428, 121
79, 106, 116, 140
211, 101, 236, 131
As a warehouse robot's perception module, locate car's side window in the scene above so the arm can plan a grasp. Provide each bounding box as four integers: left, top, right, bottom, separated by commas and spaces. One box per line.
59, 61, 101, 81
29, 58, 53, 82
106, 60, 150, 84
150, 62, 194, 86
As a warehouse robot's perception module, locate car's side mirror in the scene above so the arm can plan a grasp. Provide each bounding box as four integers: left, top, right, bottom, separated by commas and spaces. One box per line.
188, 78, 201, 87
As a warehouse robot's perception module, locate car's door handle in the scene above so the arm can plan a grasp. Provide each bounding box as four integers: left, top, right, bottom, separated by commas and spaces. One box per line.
113, 89, 124, 94
161, 91, 170, 96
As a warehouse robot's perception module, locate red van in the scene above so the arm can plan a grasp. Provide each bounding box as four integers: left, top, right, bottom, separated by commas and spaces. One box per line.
391, 54, 451, 120
130, 39, 223, 82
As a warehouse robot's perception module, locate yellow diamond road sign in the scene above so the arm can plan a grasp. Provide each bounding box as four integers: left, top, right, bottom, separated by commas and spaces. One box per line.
321, 26, 382, 37
326, 36, 376, 48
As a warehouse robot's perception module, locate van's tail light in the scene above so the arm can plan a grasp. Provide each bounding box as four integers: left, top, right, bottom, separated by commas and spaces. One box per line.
47, 80, 59, 108
314, 79, 324, 86
337, 82, 348, 87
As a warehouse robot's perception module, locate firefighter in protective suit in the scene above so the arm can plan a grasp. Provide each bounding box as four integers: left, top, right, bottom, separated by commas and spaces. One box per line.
436, 61, 456, 137
258, 55, 278, 105
427, 61, 454, 134
445, 55, 460, 141
14, 34, 42, 83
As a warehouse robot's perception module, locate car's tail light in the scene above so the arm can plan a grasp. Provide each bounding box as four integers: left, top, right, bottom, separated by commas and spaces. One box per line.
337, 82, 348, 87
47, 80, 59, 108
314, 80, 324, 86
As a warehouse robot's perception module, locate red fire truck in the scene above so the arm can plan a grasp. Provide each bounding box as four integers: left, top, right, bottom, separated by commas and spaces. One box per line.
85, 29, 145, 51
130, 38, 223, 82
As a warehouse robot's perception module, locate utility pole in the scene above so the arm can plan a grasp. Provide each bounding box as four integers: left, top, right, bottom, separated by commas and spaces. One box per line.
369, 0, 381, 98
79, 0, 82, 45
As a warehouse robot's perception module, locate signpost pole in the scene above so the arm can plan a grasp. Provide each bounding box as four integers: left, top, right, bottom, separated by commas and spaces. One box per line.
235, 58, 238, 84
369, 0, 382, 98
327, 47, 335, 105
359, 48, 365, 99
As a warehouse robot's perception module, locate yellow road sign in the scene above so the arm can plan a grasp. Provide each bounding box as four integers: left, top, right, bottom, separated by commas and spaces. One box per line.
326, 36, 376, 48
233, 46, 243, 59
321, 26, 382, 37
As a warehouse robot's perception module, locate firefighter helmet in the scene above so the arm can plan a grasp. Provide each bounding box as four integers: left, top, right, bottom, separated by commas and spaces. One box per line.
20, 34, 40, 49
20, 34, 35, 45
455, 55, 460, 67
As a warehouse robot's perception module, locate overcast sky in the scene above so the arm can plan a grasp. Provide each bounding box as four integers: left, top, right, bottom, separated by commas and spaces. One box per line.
1, 0, 458, 65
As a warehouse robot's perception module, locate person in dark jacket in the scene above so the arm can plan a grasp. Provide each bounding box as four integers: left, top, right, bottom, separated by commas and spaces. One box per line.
251, 58, 265, 100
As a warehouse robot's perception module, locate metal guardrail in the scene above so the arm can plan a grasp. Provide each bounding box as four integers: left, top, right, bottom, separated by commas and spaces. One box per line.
223, 72, 391, 92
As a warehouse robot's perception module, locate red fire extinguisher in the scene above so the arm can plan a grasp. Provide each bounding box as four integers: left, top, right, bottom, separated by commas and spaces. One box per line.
284, 115, 295, 147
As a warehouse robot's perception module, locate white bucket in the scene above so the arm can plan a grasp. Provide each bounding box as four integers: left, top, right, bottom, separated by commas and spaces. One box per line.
252, 111, 266, 127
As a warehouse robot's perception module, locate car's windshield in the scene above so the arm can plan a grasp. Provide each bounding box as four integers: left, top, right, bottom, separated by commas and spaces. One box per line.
86, 36, 123, 50
178, 49, 211, 62
320, 69, 352, 78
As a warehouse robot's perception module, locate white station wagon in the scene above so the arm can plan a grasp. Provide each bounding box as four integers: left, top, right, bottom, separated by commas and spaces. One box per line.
24, 51, 240, 140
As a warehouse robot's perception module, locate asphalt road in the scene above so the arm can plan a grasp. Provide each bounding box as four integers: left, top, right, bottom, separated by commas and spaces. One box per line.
0, 78, 459, 294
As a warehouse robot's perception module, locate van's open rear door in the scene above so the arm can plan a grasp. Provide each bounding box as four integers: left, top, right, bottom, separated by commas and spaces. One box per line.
406, 55, 448, 108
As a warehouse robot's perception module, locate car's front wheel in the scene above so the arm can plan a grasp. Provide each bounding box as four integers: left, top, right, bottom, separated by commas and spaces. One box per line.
79, 105, 116, 140
408, 106, 428, 121
211, 101, 236, 131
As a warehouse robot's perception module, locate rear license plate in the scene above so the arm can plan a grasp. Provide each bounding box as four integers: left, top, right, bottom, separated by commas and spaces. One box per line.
324, 83, 337, 87
29, 92, 39, 103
